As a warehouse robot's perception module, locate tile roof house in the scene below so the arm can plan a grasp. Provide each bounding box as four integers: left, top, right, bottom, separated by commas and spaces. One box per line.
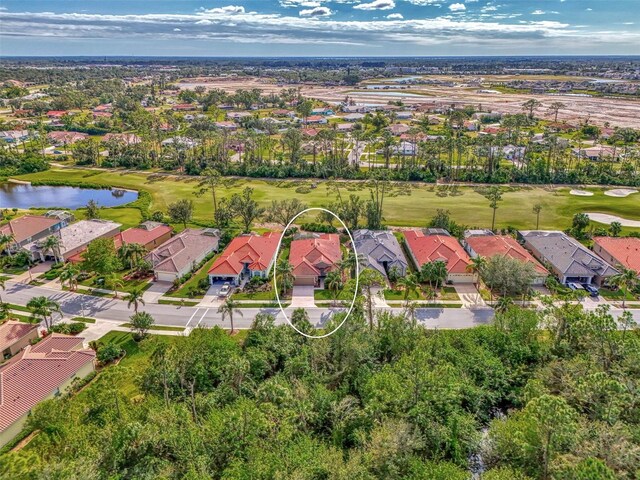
404, 230, 476, 284
353, 229, 408, 280
290, 233, 342, 287
68, 221, 173, 263
102, 133, 142, 145
0, 334, 95, 448
27, 220, 122, 263
592, 237, 640, 277
0, 214, 70, 254
387, 123, 411, 136
519, 231, 618, 286
208, 232, 280, 286
47, 131, 89, 145
145, 229, 220, 282
0, 321, 38, 360
305, 115, 328, 125
463, 233, 549, 285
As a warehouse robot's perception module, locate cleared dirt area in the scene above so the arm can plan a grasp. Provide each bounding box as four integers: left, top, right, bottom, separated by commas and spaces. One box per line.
177, 75, 640, 129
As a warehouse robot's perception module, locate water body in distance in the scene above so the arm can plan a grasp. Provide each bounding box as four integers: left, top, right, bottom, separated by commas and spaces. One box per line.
0, 183, 138, 209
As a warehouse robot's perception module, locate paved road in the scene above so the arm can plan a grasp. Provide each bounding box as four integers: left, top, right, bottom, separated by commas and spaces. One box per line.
5, 280, 639, 331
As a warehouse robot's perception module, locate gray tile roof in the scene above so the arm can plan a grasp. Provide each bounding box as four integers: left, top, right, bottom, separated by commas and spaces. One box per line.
353, 229, 408, 278
520, 230, 618, 278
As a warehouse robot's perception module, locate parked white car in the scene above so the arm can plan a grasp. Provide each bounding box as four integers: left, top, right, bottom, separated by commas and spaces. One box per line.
219, 282, 231, 297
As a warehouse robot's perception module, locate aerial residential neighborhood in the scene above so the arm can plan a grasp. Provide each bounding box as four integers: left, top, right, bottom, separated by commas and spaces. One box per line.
1, 6, 640, 476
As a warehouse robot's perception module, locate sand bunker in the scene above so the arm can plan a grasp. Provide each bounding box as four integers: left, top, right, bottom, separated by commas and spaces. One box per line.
586, 213, 640, 228
604, 188, 638, 197
570, 189, 593, 196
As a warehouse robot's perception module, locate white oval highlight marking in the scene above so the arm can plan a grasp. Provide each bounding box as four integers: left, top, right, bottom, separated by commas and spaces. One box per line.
273, 207, 360, 339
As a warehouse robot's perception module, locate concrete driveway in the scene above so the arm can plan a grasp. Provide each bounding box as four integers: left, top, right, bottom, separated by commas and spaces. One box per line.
198, 282, 228, 307
142, 281, 173, 303
454, 284, 486, 308
290, 285, 316, 308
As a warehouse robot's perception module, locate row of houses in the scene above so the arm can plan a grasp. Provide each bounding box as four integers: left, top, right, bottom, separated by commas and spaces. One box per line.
3, 214, 637, 289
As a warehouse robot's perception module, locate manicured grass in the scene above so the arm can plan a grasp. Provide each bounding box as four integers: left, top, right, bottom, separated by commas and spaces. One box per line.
384, 288, 423, 301
600, 289, 638, 301
120, 323, 185, 332
78, 271, 152, 294
71, 316, 96, 323
440, 286, 460, 301
386, 302, 463, 308
158, 298, 199, 306
232, 289, 277, 301
1, 265, 28, 275
16, 168, 640, 232
314, 289, 352, 301
6, 303, 31, 313
235, 302, 289, 308
166, 254, 219, 299
7, 313, 34, 323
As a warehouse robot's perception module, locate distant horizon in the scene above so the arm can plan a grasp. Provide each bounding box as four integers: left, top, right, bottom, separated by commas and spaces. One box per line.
1, 1, 638, 57
3, 54, 640, 59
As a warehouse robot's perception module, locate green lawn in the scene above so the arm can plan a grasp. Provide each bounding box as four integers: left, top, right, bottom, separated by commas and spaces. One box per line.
314, 289, 353, 301
166, 254, 219, 298
384, 288, 423, 301
440, 286, 460, 301
71, 316, 96, 323
78, 271, 152, 294
15, 167, 640, 232
158, 298, 199, 306
600, 288, 638, 301
232, 289, 277, 301
120, 323, 185, 332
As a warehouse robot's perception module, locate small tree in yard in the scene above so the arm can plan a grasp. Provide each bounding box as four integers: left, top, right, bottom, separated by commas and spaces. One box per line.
124, 287, 146, 313
168, 199, 194, 228
218, 298, 243, 334
85, 199, 101, 219
230, 187, 265, 233
129, 311, 155, 341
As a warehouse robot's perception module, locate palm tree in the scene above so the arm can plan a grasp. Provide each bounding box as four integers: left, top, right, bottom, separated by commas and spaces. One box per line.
403, 300, 419, 327
40, 234, 62, 262
397, 273, 420, 301
276, 258, 294, 296
431, 260, 449, 290
27, 296, 61, 330
533, 204, 543, 230
106, 273, 125, 299
610, 266, 639, 309
196, 167, 222, 214
119, 242, 147, 270
124, 287, 146, 313
0, 277, 5, 303
325, 270, 344, 302
218, 298, 243, 334
495, 296, 514, 314
466, 256, 487, 288
0, 233, 15, 256
59, 263, 80, 291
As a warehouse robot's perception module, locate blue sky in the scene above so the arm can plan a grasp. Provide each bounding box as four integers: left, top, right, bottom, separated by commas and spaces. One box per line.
1, 0, 638, 56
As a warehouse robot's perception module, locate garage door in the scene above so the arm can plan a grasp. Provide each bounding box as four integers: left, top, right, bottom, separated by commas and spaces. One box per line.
294, 276, 316, 286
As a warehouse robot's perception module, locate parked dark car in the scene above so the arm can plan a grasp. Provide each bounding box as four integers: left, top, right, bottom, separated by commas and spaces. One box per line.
583, 284, 599, 297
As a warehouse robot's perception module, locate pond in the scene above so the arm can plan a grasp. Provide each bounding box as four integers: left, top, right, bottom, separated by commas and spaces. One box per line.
0, 183, 138, 209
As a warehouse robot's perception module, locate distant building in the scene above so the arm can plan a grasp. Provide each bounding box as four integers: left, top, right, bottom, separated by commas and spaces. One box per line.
0, 334, 95, 448
47, 131, 88, 145
519, 230, 618, 286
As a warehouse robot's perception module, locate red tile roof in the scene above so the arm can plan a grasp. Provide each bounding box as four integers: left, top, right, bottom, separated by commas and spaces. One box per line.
593, 237, 640, 273
0, 334, 95, 433
113, 224, 173, 250
465, 235, 548, 275
404, 230, 471, 273
290, 234, 341, 277
0, 321, 38, 352
0, 215, 61, 244
209, 232, 280, 276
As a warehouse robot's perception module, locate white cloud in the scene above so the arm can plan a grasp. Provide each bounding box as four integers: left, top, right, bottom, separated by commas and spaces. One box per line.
586, 8, 592, 11
449, 3, 466, 12
280, 0, 322, 7
299, 6, 332, 16
200, 6, 245, 14
173, 28, 181, 31
354, 0, 396, 10
403, 0, 440, 4
387, 13, 404, 19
